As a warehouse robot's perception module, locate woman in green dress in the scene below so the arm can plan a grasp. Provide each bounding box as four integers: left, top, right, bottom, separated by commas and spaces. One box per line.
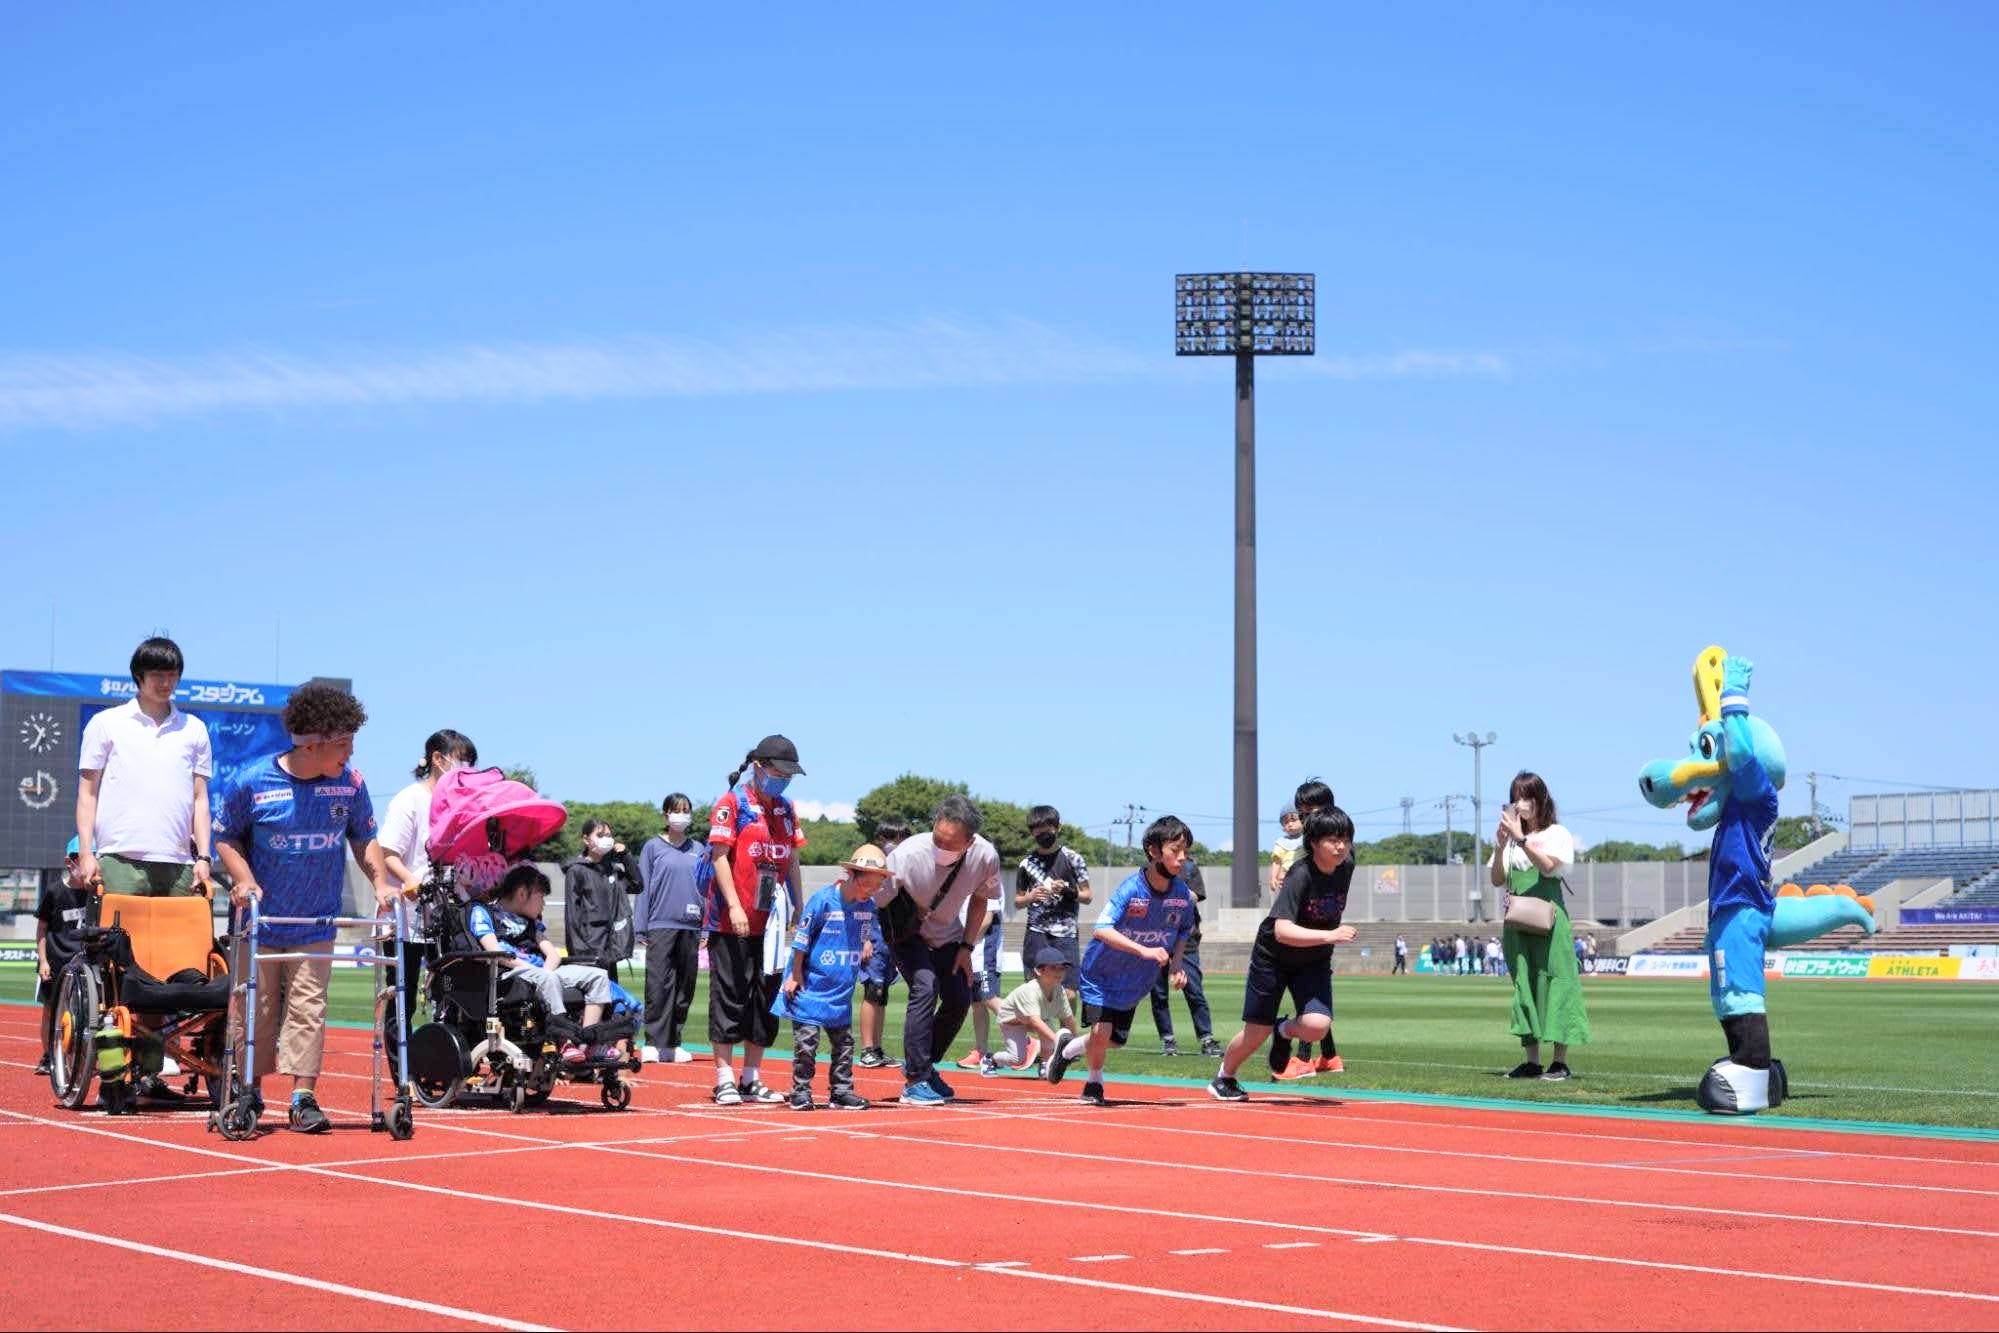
1490, 771, 1589, 1080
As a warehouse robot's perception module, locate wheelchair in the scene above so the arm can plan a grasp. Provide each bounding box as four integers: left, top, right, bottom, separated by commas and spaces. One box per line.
47, 883, 230, 1115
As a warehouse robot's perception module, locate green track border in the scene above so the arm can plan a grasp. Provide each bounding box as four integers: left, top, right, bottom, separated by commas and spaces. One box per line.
10, 997, 1995, 1144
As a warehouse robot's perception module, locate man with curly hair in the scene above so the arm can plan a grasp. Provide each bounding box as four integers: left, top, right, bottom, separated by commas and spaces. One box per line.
215, 682, 393, 1133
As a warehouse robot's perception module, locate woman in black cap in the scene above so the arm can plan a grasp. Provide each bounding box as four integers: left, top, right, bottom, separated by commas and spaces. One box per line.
703, 735, 807, 1106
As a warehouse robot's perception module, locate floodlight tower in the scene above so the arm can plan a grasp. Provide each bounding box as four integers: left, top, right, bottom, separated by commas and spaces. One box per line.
1454, 730, 1499, 873
1176, 271, 1315, 907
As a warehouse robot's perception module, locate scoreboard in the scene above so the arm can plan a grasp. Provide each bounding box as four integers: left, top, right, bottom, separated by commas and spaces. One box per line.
1, 669, 350, 872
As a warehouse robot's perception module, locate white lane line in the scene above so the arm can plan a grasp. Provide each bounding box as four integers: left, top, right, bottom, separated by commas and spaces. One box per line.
1171, 1247, 1229, 1256
0, 1211, 557, 1331
977, 1260, 1028, 1269
1071, 1253, 1131, 1263
1355, 1235, 1399, 1244
1266, 1241, 1321, 1249
0, 1108, 1462, 1332
868, 1119, 1999, 1240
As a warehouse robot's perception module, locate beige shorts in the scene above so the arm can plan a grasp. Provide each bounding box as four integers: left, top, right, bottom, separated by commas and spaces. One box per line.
229, 939, 334, 1079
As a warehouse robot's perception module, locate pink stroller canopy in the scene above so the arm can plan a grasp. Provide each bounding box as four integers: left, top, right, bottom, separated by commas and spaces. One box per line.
428, 767, 568, 865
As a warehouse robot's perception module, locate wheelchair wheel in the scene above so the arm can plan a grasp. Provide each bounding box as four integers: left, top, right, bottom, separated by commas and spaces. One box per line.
50, 964, 101, 1110
522, 1082, 552, 1108
505, 1080, 527, 1114
217, 1094, 259, 1142
412, 1073, 460, 1109
385, 1095, 415, 1142
601, 1077, 631, 1111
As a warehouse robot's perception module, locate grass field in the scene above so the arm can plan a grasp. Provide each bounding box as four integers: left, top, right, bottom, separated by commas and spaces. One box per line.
6, 963, 1993, 1129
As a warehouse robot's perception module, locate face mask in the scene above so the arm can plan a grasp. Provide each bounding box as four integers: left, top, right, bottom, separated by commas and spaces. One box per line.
1033, 831, 1058, 850
755, 771, 791, 798
1152, 860, 1176, 883
933, 842, 962, 868
590, 835, 615, 855
666, 813, 693, 835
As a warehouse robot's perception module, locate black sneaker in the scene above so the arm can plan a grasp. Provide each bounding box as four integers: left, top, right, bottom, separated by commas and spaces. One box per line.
1199, 1036, 1224, 1058
828, 1091, 869, 1111
33, 1056, 50, 1077
788, 1090, 817, 1111
1506, 1061, 1545, 1079
1541, 1062, 1572, 1082
287, 1092, 332, 1134
1268, 1016, 1294, 1077
1160, 1035, 1180, 1057
1208, 1074, 1248, 1102
1080, 1081, 1106, 1106
1046, 1028, 1075, 1085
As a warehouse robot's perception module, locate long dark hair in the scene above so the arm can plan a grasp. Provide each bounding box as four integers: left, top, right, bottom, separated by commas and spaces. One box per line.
1509, 771, 1558, 834
415, 729, 478, 780
726, 749, 759, 788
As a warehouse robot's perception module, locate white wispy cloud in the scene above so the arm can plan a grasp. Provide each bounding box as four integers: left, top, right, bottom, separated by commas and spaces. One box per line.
0, 319, 1511, 433
792, 799, 858, 823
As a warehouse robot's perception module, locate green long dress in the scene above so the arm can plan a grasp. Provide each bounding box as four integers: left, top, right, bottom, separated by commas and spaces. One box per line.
1502, 859, 1590, 1048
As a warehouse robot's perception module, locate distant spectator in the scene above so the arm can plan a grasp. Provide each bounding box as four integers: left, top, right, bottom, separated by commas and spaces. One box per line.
1392, 934, 1408, 975
637, 794, 708, 1064
1016, 804, 1091, 1007
1150, 859, 1219, 1056
1492, 771, 1590, 1081
378, 728, 478, 1041
75, 636, 214, 898
1267, 802, 1303, 895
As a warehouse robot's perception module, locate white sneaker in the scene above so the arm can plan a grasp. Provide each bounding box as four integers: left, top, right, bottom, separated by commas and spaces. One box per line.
160, 1056, 181, 1077
670, 1047, 694, 1064
641, 1046, 661, 1063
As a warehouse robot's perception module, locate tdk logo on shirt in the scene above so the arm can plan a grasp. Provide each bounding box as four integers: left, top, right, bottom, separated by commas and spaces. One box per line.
267, 831, 346, 853
817, 948, 862, 968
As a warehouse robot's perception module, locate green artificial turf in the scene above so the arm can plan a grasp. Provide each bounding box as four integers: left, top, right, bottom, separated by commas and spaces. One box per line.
8, 965, 1992, 1130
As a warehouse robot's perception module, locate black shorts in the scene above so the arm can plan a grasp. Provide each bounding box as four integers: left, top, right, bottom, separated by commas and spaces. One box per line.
1242, 959, 1333, 1028
1021, 929, 1081, 991
1082, 1001, 1136, 1047
707, 932, 779, 1048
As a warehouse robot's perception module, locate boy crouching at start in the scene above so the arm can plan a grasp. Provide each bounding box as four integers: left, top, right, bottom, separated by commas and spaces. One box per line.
1048, 816, 1198, 1106
990, 947, 1075, 1073
778, 844, 889, 1110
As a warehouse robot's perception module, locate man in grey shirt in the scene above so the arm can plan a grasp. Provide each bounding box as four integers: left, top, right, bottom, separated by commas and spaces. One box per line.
872, 794, 1002, 1104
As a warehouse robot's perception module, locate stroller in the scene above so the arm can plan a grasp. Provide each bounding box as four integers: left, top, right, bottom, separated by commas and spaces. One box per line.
404, 768, 642, 1113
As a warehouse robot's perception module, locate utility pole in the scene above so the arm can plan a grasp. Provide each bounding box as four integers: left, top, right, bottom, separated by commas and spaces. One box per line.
1438, 795, 1465, 864
1453, 731, 1498, 874
1808, 771, 1822, 838
1400, 797, 1414, 834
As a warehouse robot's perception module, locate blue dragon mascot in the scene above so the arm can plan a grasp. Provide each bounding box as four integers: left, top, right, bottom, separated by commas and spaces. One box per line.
1638, 647, 1875, 1114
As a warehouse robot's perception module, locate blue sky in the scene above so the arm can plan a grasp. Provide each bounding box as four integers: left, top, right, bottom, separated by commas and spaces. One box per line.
3, 5, 1994, 850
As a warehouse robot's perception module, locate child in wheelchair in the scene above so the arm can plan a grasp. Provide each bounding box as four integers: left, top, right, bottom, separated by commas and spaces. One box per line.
469, 864, 625, 1066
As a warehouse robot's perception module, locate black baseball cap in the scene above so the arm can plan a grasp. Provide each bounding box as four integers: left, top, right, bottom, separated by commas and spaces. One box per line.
752, 734, 805, 776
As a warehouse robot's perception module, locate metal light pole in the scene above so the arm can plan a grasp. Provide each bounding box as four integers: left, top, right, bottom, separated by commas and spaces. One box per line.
1177, 272, 1314, 907
1453, 731, 1498, 874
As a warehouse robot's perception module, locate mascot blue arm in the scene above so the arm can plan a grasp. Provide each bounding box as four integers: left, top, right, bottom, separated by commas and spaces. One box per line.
1638, 648, 1873, 1114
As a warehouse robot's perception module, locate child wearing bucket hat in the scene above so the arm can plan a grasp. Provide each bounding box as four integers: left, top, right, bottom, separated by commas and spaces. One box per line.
990, 947, 1076, 1075
776, 844, 891, 1110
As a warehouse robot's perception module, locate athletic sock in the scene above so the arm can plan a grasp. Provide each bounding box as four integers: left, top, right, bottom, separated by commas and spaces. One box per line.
714, 1064, 736, 1087
740, 1058, 761, 1083
1322, 1033, 1337, 1058
1062, 1035, 1089, 1060
1087, 1059, 1106, 1081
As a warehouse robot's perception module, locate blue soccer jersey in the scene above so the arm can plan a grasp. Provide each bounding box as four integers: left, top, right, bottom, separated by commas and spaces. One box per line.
467, 902, 545, 968
1709, 756, 1779, 918
1079, 871, 1197, 1011
217, 755, 376, 946
781, 884, 873, 1028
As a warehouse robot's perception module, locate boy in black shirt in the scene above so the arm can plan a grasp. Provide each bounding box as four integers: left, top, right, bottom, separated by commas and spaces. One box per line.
35, 838, 92, 1075
1015, 805, 1091, 1013
1210, 808, 1356, 1101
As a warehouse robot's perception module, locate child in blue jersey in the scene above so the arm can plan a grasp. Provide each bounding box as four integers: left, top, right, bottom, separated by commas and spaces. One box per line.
777, 845, 888, 1110
1046, 815, 1197, 1106
856, 816, 909, 1069
1210, 807, 1357, 1102
215, 683, 393, 1134
470, 865, 622, 1064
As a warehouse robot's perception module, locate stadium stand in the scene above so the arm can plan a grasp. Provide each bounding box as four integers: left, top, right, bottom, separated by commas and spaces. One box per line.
1848, 844, 1999, 894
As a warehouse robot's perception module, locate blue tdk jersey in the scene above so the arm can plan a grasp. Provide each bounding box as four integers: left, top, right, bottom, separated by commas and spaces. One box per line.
1709, 748, 1778, 918
1079, 871, 1197, 1011
217, 755, 376, 946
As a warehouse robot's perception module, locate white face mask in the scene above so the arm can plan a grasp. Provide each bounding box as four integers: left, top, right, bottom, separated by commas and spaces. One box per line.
666, 813, 693, 835
590, 835, 615, 856
932, 842, 962, 868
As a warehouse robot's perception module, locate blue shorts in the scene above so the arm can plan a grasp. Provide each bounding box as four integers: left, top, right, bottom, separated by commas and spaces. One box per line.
1707, 905, 1770, 1018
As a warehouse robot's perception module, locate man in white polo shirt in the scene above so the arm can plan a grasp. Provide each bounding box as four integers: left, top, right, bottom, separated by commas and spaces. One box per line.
74, 637, 214, 898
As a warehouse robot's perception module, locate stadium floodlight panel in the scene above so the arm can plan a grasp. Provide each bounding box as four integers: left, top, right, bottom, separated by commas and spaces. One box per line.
1175, 271, 1315, 355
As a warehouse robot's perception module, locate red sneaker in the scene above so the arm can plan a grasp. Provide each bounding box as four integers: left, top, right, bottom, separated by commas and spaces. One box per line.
1315, 1055, 1346, 1074
1274, 1057, 1317, 1081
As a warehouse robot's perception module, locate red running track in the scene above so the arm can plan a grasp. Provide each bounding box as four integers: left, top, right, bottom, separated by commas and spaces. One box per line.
1, 1008, 1996, 1331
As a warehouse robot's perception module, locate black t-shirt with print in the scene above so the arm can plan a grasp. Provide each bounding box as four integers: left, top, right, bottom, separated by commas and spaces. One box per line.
1252, 855, 1353, 973
36, 875, 92, 975
1016, 847, 1089, 939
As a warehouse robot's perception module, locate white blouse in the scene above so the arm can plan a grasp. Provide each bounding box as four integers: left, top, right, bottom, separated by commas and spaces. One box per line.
1495, 823, 1577, 880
